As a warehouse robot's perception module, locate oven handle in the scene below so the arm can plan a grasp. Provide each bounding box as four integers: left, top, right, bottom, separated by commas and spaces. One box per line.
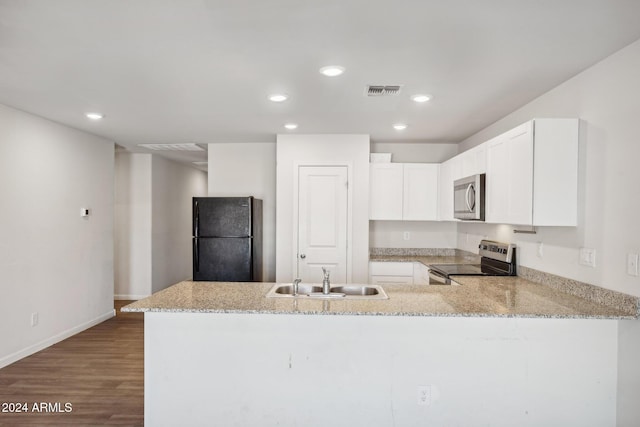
428, 269, 451, 285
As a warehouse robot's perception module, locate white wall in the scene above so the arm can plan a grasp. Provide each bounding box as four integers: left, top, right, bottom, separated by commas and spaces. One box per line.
114, 152, 207, 298
0, 103, 115, 368
369, 141, 459, 249
276, 135, 370, 283
114, 152, 152, 299
208, 143, 276, 282
145, 313, 618, 427
370, 221, 457, 249
456, 39, 640, 298
151, 156, 207, 293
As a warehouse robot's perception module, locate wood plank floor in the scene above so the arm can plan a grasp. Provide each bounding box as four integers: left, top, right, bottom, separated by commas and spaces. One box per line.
0, 301, 144, 426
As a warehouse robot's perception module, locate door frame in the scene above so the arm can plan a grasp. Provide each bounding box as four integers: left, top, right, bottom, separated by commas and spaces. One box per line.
292, 162, 353, 283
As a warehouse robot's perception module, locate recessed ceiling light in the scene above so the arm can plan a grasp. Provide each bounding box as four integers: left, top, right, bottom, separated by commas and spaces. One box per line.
269, 94, 288, 102
284, 123, 298, 130
85, 112, 104, 120
411, 94, 432, 103
393, 123, 408, 130
319, 65, 345, 77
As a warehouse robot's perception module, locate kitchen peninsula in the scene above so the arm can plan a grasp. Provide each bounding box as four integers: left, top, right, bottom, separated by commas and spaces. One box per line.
124, 273, 637, 427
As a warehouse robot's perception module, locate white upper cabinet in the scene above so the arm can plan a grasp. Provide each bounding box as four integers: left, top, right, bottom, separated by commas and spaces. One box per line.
438, 157, 456, 221
485, 118, 579, 226
403, 164, 439, 220
459, 142, 487, 178
439, 143, 485, 222
369, 163, 403, 220
370, 163, 439, 221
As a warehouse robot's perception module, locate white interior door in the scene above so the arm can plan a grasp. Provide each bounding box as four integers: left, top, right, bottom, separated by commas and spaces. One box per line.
297, 166, 348, 283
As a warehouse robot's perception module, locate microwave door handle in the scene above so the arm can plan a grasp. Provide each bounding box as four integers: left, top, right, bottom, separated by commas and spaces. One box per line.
465, 183, 474, 212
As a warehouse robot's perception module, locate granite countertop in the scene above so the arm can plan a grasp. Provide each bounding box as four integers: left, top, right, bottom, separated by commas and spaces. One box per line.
122, 277, 636, 320
369, 254, 480, 265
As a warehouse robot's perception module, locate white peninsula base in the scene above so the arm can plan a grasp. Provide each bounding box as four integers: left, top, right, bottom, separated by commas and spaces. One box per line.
144, 312, 617, 427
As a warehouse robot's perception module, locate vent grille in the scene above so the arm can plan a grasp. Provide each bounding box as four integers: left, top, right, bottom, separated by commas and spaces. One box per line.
138, 143, 204, 152
366, 85, 402, 96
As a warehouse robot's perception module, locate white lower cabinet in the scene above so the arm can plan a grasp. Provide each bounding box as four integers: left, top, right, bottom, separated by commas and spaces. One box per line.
369, 261, 429, 285
369, 275, 414, 286
413, 262, 430, 285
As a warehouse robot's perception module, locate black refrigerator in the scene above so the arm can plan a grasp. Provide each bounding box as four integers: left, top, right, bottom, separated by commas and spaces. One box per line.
192, 197, 263, 282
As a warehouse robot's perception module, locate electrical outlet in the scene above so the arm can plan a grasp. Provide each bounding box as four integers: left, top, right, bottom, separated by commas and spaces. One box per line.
417, 385, 432, 406
537, 242, 544, 258
627, 253, 639, 276
31, 312, 39, 327
579, 248, 596, 268
403, 231, 410, 241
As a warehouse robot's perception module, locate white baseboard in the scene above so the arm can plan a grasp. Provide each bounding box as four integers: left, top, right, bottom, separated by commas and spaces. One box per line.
0, 310, 115, 370
114, 294, 149, 300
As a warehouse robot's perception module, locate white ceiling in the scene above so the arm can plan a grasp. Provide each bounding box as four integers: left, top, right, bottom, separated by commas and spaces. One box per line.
1, 0, 640, 169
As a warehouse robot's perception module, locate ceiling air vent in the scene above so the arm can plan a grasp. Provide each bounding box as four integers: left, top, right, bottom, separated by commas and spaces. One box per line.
366, 85, 402, 96
138, 143, 204, 151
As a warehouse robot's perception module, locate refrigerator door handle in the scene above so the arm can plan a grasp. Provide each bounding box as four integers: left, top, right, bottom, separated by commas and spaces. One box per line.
194, 200, 199, 237
194, 238, 199, 273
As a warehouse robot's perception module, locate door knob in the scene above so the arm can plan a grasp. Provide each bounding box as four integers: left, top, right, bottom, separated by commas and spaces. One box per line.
300, 253, 306, 259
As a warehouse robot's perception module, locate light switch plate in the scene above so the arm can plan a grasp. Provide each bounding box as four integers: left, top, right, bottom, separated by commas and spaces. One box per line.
579, 248, 596, 268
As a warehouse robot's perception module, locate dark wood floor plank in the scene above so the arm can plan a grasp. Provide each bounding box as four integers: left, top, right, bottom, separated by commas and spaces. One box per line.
0, 300, 144, 426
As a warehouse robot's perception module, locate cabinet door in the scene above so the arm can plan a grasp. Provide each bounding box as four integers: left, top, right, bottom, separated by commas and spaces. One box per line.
450, 154, 463, 182
369, 163, 403, 220
413, 262, 430, 285
474, 142, 487, 174
485, 135, 509, 223
403, 164, 439, 220
505, 122, 534, 225
486, 122, 533, 225
438, 159, 454, 221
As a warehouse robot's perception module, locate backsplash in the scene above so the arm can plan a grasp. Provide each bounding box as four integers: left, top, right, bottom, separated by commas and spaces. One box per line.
370, 247, 455, 256
518, 266, 640, 316
370, 247, 459, 256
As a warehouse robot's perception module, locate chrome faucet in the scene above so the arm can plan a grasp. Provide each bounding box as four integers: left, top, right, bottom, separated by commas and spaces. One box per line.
292, 278, 302, 296
322, 267, 331, 295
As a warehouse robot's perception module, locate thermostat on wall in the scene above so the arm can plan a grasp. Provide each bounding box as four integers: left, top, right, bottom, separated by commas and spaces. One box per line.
81, 208, 90, 217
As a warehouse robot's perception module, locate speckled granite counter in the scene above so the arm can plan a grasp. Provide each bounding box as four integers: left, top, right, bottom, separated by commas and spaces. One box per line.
369, 254, 480, 265
122, 276, 636, 319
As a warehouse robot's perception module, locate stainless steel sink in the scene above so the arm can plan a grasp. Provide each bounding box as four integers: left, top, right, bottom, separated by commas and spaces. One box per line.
273, 284, 322, 295
331, 285, 380, 296
266, 283, 388, 300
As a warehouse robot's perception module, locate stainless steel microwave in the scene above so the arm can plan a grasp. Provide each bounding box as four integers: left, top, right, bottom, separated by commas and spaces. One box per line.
453, 174, 485, 221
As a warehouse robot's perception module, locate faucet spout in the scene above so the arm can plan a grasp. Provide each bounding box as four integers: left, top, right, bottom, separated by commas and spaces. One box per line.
322, 267, 331, 295
292, 278, 302, 296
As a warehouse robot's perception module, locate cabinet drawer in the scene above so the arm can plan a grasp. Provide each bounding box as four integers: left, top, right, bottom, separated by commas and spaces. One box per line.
369, 262, 414, 276
370, 275, 414, 286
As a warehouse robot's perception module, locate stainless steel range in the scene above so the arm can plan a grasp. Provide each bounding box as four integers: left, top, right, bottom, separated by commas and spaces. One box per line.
428, 240, 516, 285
